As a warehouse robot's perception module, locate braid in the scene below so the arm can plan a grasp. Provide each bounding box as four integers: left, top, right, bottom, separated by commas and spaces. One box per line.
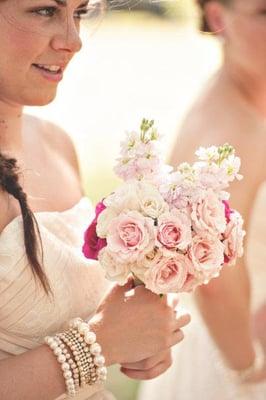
0, 152, 51, 294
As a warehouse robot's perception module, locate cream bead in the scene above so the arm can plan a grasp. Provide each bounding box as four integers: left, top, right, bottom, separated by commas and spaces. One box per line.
57, 354, 66, 363
90, 343, 101, 355
63, 370, 72, 379
61, 363, 70, 371
85, 331, 96, 345
78, 322, 89, 335
94, 355, 105, 367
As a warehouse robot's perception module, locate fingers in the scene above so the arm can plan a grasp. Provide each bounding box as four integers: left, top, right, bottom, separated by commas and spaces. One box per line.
121, 350, 170, 371
121, 353, 172, 380
172, 312, 191, 332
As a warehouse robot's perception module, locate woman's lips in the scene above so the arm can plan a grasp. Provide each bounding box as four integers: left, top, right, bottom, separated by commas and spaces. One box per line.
32, 63, 64, 82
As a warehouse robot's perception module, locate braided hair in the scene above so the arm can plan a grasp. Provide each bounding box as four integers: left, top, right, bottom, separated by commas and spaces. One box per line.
0, 153, 51, 294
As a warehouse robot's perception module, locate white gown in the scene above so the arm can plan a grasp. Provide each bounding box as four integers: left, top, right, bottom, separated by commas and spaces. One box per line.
138, 183, 266, 400
0, 197, 115, 400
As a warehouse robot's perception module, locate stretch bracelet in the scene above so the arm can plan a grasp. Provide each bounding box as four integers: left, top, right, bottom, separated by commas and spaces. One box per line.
44, 335, 77, 397
44, 318, 107, 397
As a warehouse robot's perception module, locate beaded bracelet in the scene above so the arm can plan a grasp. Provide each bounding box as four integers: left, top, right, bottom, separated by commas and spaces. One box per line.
44, 318, 107, 397
44, 335, 77, 397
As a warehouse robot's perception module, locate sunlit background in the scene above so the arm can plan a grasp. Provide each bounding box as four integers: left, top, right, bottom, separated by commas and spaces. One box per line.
27, 1, 222, 398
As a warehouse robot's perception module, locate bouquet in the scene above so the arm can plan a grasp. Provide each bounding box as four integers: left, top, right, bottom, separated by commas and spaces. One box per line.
82, 119, 245, 295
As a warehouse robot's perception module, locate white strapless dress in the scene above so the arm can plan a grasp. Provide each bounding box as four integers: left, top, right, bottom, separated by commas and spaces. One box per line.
138, 184, 266, 400
0, 197, 115, 400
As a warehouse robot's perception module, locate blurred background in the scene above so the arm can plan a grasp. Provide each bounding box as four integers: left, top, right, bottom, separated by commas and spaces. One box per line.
26, 1, 222, 398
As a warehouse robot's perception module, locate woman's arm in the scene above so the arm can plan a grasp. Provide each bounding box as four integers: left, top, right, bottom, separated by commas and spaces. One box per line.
0, 345, 66, 400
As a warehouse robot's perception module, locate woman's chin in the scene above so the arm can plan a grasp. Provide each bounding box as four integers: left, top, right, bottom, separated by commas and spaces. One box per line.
25, 91, 57, 106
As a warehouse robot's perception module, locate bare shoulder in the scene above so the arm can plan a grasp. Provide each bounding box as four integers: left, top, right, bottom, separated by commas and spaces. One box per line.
25, 114, 80, 176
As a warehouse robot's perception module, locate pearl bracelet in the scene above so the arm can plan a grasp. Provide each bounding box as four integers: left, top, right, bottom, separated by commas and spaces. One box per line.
44, 318, 107, 397
44, 335, 77, 397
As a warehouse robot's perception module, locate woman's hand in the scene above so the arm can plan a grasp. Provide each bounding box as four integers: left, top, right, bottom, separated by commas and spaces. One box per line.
89, 280, 191, 366
120, 349, 173, 380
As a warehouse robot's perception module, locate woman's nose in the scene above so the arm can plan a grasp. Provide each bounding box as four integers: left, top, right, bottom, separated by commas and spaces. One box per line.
51, 18, 82, 53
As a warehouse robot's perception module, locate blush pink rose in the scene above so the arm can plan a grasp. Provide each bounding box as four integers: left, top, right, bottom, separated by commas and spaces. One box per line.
223, 211, 245, 266
82, 201, 107, 260
191, 190, 226, 236
144, 253, 191, 294
188, 233, 225, 280
107, 210, 155, 262
157, 211, 192, 251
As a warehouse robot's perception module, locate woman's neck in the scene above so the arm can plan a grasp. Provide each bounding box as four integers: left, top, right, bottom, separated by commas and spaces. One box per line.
221, 62, 266, 119
0, 101, 24, 153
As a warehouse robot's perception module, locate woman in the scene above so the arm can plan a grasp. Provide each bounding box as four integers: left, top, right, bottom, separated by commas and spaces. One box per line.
139, 0, 266, 399
0, 1, 191, 399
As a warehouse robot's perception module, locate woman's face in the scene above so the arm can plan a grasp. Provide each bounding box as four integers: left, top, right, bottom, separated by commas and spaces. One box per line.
0, 0, 88, 106
222, 0, 266, 80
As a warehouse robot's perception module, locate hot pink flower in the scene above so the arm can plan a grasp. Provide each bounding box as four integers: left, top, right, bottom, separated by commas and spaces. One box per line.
223, 211, 245, 265
223, 200, 233, 223
82, 201, 107, 260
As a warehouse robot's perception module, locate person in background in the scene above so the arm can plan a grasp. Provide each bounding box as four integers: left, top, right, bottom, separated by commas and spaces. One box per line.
138, 0, 266, 398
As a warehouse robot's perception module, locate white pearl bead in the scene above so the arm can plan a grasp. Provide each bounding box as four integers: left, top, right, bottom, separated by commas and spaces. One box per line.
53, 347, 62, 356
78, 322, 89, 335
61, 363, 70, 371
57, 354, 66, 363
45, 337, 53, 345
97, 366, 107, 376
90, 342, 101, 355
66, 378, 74, 385
94, 355, 105, 367
85, 332, 96, 345
50, 341, 58, 350
69, 318, 83, 329
63, 370, 72, 379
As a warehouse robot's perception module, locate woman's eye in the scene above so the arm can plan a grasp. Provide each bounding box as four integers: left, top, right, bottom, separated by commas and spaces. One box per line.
32, 7, 57, 17
74, 8, 89, 19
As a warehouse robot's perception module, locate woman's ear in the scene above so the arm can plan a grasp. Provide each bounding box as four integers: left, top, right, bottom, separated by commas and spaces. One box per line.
205, 1, 227, 35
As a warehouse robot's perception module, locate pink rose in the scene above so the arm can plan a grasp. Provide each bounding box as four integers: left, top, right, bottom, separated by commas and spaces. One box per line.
223, 211, 245, 266
188, 233, 225, 281
144, 253, 191, 294
157, 211, 192, 251
82, 201, 107, 260
191, 190, 226, 236
107, 211, 155, 262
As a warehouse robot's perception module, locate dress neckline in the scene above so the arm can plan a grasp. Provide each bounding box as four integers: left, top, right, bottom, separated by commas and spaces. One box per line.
0, 196, 91, 237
